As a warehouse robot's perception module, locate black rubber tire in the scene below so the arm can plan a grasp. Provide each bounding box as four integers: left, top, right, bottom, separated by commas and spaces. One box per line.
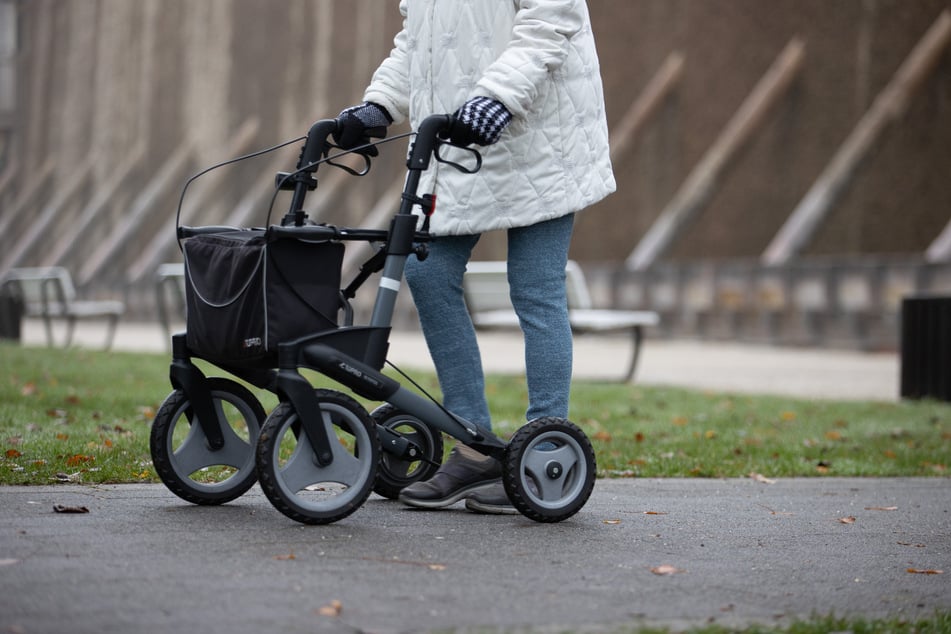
502, 417, 597, 523
150, 378, 265, 505
256, 389, 379, 525
371, 404, 444, 499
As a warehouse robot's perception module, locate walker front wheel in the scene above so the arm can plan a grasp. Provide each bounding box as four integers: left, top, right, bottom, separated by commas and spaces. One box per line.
503, 418, 596, 523
150, 378, 265, 505
256, 389, 379, 525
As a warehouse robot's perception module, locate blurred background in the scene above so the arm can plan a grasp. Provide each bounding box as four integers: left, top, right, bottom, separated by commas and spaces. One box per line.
1, 0, 949, 351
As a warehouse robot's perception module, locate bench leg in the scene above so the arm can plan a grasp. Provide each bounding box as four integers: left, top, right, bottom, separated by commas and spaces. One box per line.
64, 317, 77, 348
42, 314, 55, 347
103, 315, 119, 351
623, 326, 644, 383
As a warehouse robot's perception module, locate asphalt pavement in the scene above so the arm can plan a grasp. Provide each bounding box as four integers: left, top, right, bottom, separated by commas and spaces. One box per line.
2, 479, 948, 634
3, 320, 945, 634
19, 318, 902, 401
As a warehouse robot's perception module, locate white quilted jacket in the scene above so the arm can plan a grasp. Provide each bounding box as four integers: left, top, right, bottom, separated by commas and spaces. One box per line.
364, 0, 616, 236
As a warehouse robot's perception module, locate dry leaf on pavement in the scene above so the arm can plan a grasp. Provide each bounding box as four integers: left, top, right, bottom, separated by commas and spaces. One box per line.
316, 600, 343, 616
650, 564, 684, 575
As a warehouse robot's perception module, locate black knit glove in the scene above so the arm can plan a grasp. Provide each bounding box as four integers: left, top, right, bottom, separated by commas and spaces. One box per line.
445, 96, 513, 146
334, 102, 392, 156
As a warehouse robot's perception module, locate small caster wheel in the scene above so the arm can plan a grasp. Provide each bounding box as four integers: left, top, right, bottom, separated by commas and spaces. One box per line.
371, 405, 444, 500
503, 417, 596, 523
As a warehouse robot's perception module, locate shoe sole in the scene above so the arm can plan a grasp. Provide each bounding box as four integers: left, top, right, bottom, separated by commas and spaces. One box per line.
464, 498, 519, 515
399, 479, 501, 509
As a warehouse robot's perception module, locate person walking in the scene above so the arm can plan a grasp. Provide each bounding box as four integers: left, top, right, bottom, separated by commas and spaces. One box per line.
334, 0, 615, 514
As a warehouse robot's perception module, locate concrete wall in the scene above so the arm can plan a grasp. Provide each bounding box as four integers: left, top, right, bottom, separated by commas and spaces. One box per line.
2, 0, 950, 348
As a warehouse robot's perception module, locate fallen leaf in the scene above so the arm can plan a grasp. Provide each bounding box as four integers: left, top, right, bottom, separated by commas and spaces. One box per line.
838, 516, 856, 524
644, 511, 668, 515
66, 454, 93, 467
907, 568, 943, 575
274, 553, 296, 561
749, 472, 776, 484
603, 519, 622, 525
5, 449, 22, 459
53, 504, 89, 514
650, 564, 684, 575
21, 382, 37, 396
316, 599, 342, 616
592, 430, 612, 442
865, 506, 898, 511
360, 556, 446, 569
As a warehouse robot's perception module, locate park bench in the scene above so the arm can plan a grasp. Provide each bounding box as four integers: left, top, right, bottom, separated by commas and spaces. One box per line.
0, 267, 125, 349
462, 260, 660, 382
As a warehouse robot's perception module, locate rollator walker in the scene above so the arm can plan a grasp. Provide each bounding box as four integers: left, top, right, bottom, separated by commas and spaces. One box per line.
150, 115, 597, 524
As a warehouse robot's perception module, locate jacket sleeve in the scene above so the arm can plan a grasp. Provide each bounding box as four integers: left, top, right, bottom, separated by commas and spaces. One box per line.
362, 0, 411, 125
475, 0, 587, 120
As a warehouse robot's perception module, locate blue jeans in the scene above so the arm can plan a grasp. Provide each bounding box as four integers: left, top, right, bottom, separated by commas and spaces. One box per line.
404, 214, 575, 432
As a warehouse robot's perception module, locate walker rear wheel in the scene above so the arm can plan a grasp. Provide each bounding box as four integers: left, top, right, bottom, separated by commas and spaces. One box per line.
502, 418, 596, 523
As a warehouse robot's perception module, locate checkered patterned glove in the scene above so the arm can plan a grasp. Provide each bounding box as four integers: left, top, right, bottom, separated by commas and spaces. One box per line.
334, 102, 392, 156
446, 97, 513, 147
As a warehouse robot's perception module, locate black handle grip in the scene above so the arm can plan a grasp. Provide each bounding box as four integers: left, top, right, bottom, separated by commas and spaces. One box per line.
298, 119, 340, 172
407, 115, 452, 171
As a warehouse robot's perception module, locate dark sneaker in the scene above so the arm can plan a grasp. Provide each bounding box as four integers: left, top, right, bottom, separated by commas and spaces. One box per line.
464, 481, 518, 515
399, 444, 502, 509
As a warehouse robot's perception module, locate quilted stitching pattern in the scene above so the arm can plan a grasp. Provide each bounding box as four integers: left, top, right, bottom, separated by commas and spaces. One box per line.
365, 0, 616, 236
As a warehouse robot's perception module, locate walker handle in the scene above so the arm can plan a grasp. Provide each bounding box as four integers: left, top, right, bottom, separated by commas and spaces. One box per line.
407, 115, 452, 171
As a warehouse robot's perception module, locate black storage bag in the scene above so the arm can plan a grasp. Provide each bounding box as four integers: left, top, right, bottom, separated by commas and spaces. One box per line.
183, 229, 344, 367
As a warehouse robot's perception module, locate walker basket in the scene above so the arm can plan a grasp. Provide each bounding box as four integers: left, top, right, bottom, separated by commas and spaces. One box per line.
182, 229, 344, 368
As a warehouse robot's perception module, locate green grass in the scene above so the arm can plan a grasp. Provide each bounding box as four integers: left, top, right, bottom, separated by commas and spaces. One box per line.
1, 343, 950, 485
431, 611, 951, 633
611, 611, 951, 634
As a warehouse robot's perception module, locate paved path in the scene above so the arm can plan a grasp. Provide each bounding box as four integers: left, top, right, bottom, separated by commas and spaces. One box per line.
2, 479, 948, 634
21, 319, 901, 401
